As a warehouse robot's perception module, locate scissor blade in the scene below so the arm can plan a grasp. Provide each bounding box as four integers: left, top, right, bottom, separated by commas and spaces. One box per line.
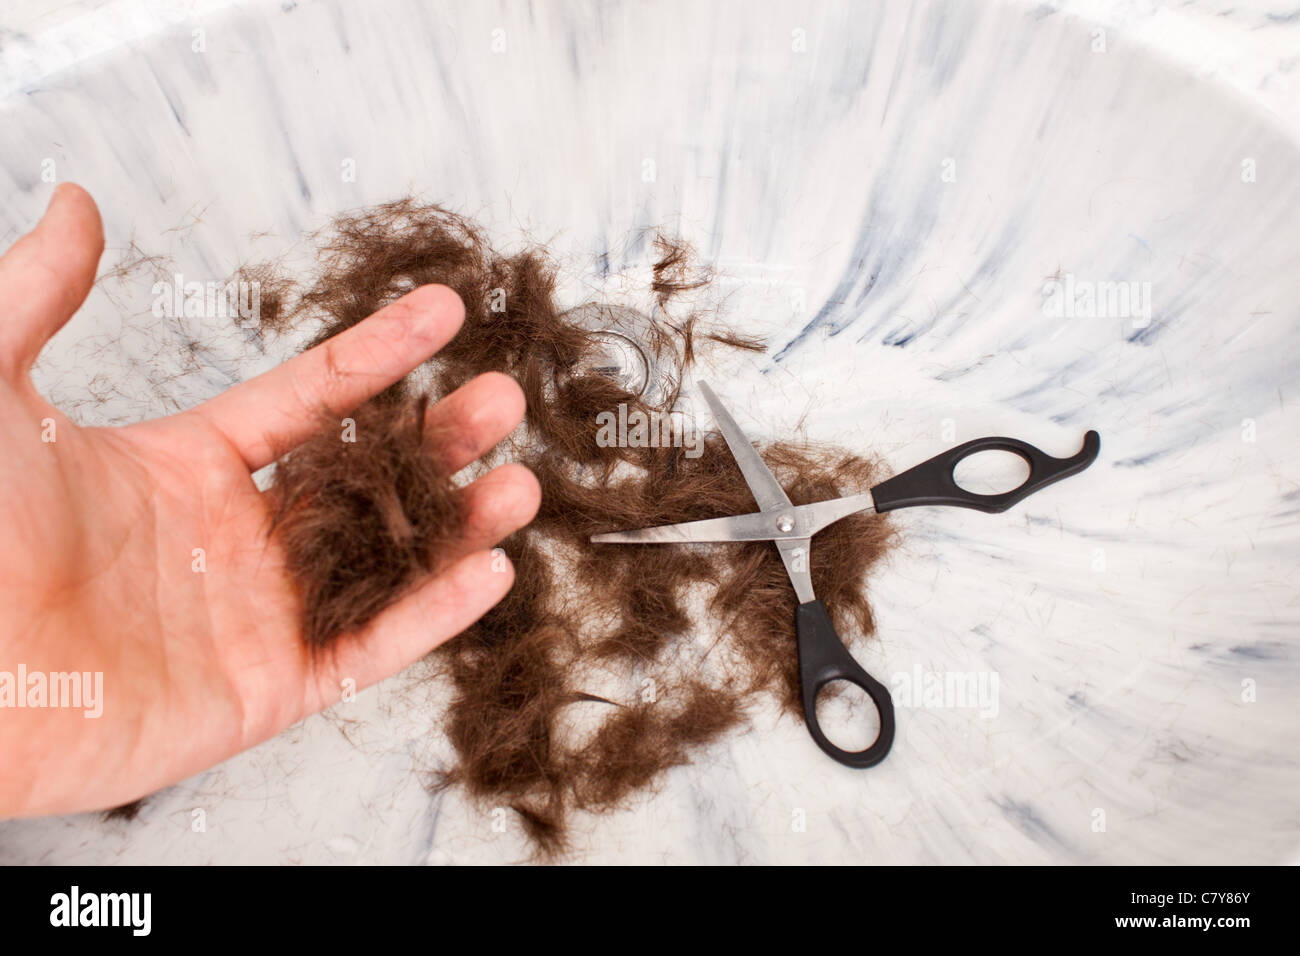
595, 384, 876, 605
699, 382, 819, 600
591, 510, 784, 544
591, 492, 879, 545
697, 381, 793, 513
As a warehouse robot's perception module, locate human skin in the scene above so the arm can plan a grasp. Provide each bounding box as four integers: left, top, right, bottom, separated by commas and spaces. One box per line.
0, 184, 540, 817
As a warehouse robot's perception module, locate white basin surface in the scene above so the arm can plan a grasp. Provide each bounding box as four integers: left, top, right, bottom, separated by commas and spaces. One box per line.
0, 0, 1297, 864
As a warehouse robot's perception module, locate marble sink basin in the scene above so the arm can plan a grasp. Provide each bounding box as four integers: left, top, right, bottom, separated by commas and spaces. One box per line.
1, 0, 1297, 864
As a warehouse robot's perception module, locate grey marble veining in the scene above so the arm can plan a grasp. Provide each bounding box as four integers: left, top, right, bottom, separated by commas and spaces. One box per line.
0, 0, 1297, 863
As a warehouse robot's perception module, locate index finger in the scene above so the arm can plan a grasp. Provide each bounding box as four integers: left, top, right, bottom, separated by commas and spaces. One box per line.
191, 284, 464, 470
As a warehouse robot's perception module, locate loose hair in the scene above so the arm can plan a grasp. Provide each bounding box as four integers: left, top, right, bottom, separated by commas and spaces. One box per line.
112, 200, 897, 855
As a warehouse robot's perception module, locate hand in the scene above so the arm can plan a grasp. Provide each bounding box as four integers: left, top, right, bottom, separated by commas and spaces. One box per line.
0, 184, 540, 817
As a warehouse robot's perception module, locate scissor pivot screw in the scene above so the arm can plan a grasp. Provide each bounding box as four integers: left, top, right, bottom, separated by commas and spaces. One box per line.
775, 514, 795, 533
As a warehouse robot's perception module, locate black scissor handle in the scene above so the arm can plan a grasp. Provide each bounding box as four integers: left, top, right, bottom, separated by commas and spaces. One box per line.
870, 430, 1100, 515
796, 600, 895, 769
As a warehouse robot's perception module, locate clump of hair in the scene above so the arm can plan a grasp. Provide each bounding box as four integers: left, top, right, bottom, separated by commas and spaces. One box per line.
235, 261, 299, 333
103, 799, 147, 822
237, 200, 895, 855
651, 234, 713, 307
269, 393, 466, 650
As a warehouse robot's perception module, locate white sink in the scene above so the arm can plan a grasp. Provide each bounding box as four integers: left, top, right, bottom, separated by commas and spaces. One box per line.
1, 0, 1297, 863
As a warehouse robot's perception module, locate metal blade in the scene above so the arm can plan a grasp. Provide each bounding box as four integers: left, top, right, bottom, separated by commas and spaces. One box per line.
775, 538, 815, 604
593, 511, 788, 544
590, 383, 881, 607
590, 491, 878, 545
699, 381, 818, 601
697, 382, 793, 512
770, 490, 889, 601
796, 491, 877, 536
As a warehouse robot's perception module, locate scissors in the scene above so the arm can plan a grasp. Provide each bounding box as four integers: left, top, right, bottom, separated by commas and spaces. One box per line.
592, 382, 1100, 768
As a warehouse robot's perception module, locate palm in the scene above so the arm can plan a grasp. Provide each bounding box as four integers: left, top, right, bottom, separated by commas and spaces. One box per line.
0, 185, 538, 817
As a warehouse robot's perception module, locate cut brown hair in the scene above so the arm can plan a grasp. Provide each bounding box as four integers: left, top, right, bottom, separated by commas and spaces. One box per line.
110, 200, 897, 854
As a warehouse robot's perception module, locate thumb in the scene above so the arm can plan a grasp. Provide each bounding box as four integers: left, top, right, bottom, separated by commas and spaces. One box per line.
0, 183, 104, 380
